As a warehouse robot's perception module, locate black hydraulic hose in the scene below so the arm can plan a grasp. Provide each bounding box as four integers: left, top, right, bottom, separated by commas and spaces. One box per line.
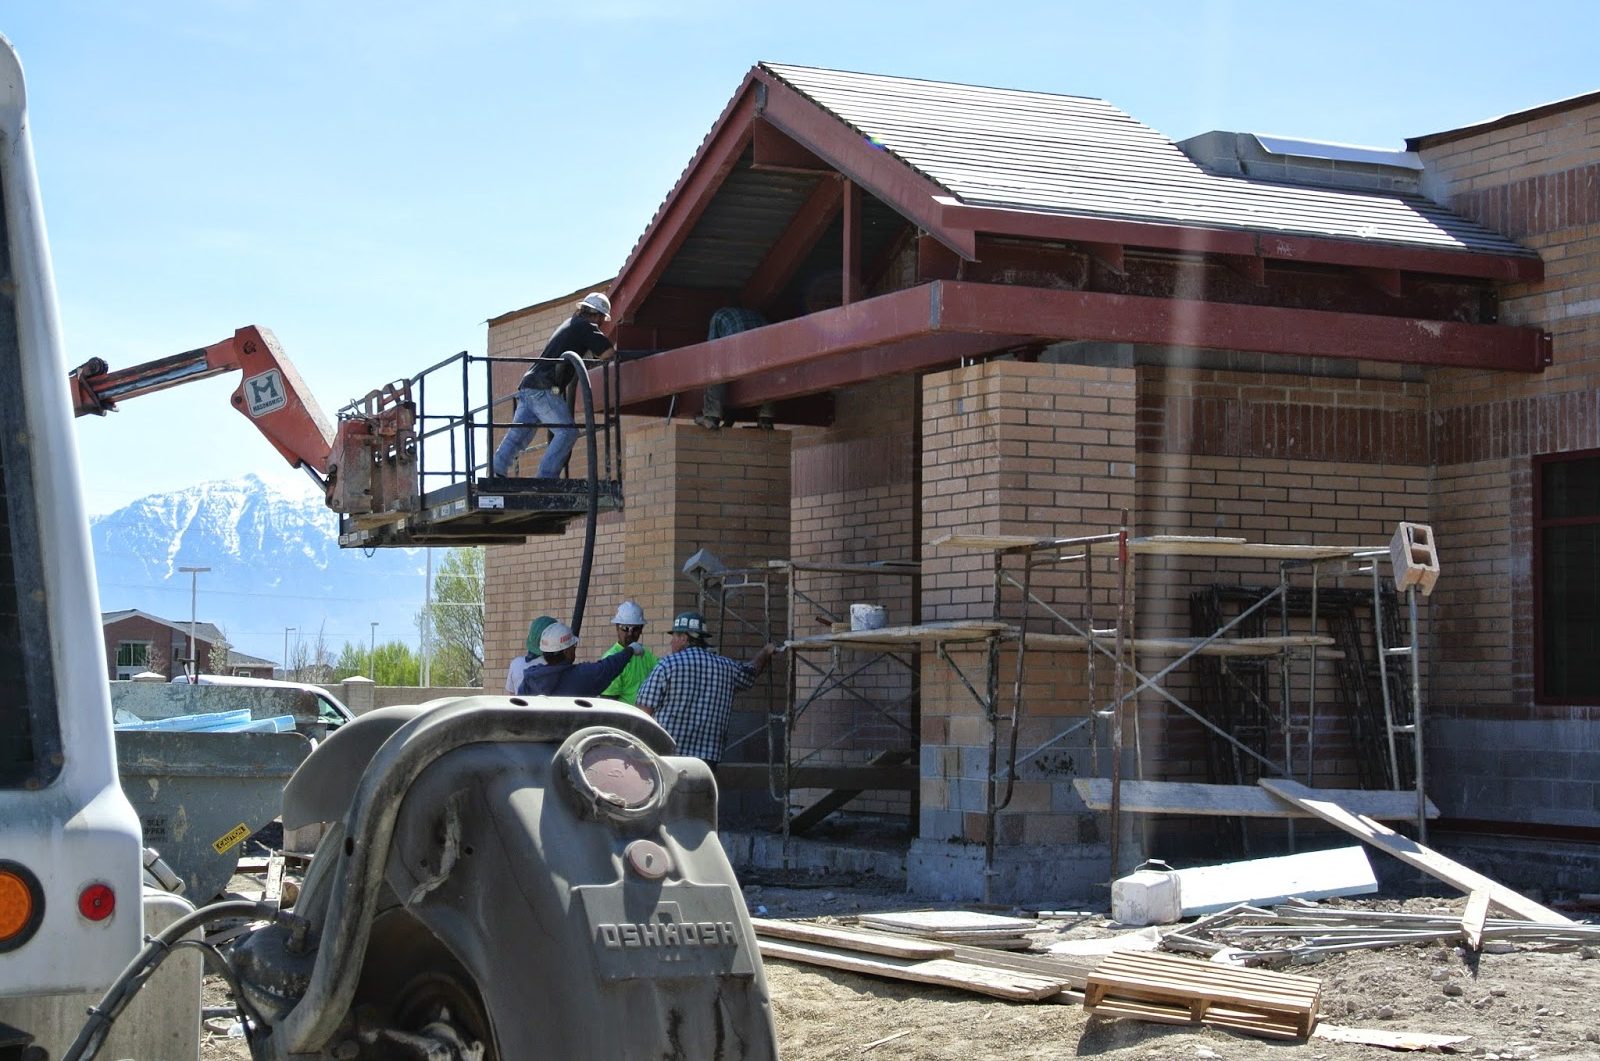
561, 350, 599, 637
62, 899, 276, 1061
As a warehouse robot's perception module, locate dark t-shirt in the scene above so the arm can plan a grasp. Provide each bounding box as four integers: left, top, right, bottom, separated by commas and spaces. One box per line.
517, 314, 614, 391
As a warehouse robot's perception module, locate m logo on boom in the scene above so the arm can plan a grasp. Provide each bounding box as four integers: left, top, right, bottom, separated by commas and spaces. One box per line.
244, 369, 287, 417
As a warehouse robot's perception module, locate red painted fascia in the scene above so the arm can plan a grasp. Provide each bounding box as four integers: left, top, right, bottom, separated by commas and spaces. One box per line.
941, 202, 1543, 283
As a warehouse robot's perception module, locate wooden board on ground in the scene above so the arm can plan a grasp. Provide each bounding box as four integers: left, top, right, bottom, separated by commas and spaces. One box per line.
1074, 778, 1440, 820
751, 918, 954, 960
860, 911, 1034, 932
1312, 1023, 1472, 1051
1258, 779, 1574, 924
757, 939, 1069, 1002
1462, 890, 1490, 950
1085, 950, 1322, 1040
262, 854, 285, 905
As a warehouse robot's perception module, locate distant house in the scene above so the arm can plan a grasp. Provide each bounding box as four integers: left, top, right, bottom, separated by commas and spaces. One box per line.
100, 609, 276, 680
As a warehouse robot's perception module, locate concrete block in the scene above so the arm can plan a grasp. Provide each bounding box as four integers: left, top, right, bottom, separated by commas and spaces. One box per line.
907, 838, 1111, 904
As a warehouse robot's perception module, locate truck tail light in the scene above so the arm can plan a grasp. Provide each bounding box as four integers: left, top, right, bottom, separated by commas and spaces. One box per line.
0, 862, 44, 950
78, 882, 116, 921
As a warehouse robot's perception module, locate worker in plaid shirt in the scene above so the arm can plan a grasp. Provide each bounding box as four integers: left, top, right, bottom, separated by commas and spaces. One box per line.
635, 610, 776, 769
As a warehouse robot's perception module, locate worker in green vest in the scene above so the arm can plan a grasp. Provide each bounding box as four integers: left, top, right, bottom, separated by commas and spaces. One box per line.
600, 600, 659, 704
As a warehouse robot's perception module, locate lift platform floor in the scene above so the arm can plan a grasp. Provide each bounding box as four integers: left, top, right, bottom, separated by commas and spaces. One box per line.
338, 476, 622, 547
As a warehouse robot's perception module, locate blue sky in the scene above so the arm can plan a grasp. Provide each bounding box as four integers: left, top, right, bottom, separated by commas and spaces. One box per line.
9, 0, 1600, 515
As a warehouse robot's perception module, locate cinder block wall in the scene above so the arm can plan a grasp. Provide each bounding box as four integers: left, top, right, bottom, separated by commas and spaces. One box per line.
913, 360, 1137, 899
1417, 98, 1600, 831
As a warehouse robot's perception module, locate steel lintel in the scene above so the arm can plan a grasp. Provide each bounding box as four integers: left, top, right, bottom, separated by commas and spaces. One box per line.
604, 278, 1549, 411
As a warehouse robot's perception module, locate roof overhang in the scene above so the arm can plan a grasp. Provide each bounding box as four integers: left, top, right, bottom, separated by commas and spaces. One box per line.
600, 280, 1551, 412
607, 67, 1544, 329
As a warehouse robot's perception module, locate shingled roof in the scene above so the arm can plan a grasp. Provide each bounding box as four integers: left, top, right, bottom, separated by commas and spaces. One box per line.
762, 62, 1532, 258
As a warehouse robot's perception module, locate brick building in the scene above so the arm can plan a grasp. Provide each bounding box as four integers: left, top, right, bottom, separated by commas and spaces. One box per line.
484, 66, 1598, 900
101, 609, 276, 680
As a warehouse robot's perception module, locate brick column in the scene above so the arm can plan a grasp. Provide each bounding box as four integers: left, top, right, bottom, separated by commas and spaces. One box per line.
912, 361, 1137, 901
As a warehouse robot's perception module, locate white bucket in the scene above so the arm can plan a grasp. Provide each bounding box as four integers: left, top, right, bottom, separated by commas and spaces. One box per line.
849, 603, 888, 631
1110, 863, 1183, 926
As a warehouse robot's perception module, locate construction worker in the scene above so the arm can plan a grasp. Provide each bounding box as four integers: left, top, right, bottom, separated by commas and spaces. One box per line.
518, 621, 643, 697
505, 614, 558, 694
634, 611, 776, 770
599, 600, 659, 704
492, 291, 615, 478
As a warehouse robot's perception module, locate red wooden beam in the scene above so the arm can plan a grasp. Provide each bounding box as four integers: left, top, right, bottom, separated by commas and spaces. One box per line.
941, 201, 1543, 283
607, 79, 761, 324
601, 278, 1549, 412
754, 70, 976, 259
933, 281, 1551, 372
610, 284, 940, 404
916, 235, 961, 281
724, 331, 1025, 407
741, 176, 842, 312
842, 179, 862, 304
750, 119, 830, 173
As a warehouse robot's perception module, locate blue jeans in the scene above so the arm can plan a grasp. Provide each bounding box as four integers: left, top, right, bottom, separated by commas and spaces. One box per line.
492, 388, 577, 478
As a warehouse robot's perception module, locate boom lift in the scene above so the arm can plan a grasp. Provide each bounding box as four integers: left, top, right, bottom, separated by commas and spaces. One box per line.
68, 326, 625, 551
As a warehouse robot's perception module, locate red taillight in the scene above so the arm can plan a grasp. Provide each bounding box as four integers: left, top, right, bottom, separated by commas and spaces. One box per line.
78, 882, 116, 922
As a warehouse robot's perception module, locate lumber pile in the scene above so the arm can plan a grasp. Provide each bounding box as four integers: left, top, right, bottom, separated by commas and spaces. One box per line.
750, 917, 1092, 1002
856, 910, 1037, 949
1162, 899, 1600, 965
1085, 950, 1322, 1040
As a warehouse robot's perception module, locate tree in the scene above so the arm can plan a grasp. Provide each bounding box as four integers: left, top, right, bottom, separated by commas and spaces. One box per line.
333, 640, 420, 686
208, 626, 233, 675
419, 548, 483, 688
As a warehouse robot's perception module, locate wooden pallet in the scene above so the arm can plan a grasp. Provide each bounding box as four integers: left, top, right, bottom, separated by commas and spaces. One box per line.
1084, 951, 1321, 1040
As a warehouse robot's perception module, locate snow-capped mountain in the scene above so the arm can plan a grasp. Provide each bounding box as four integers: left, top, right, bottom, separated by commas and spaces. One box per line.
91, 474, 428, 666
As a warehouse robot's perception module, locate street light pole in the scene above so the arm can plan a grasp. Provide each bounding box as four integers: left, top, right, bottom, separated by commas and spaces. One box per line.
369, 621, 379, 681
178, 565, 210, 678
283, 627, 296, 680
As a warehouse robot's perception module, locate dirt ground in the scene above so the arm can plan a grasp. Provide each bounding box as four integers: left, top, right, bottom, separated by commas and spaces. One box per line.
198, 879, 1600, 1059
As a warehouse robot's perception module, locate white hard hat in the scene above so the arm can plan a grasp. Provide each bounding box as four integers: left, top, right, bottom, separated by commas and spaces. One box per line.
578, 292, 612, 320
539, 622, 580, 653
612, 600, 646, 626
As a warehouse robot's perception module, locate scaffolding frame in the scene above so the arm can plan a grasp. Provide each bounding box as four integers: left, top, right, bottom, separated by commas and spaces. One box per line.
934, 528, 1431, 896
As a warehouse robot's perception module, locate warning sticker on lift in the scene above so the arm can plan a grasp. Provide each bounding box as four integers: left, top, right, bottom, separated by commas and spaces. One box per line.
477, 495, 505, 510
212, 822, 251, 855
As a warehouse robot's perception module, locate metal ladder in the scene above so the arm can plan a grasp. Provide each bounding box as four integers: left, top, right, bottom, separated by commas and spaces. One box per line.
1363, 522, 1437, 843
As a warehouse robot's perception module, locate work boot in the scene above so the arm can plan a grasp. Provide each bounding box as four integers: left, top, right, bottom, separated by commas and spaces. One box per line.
693, 414, 720, 430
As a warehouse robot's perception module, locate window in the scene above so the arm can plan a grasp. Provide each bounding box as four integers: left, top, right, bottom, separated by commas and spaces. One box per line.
1534, 451, 1600, 702
115, 641, 152, 680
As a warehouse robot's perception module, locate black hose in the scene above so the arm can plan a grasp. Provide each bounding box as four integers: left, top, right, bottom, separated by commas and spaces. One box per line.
61, 899, 274, 1061
561, 351, 600, 637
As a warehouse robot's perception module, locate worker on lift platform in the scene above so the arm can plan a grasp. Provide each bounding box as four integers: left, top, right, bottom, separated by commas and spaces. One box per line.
493, 291, 614, 478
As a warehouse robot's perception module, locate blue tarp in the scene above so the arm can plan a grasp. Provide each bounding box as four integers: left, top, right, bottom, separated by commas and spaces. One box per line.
114, 710, 296, 733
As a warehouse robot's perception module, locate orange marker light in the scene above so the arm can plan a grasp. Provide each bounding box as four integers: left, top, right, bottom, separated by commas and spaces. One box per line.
0, 864, 42, 949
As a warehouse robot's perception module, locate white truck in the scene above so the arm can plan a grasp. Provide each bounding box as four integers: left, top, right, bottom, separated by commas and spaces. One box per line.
0, 31, 178, 1059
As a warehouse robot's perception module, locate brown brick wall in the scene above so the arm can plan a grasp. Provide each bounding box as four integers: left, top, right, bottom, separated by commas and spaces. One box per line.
788, 377, 920, 815
918, 361, 1137, 845
103, 615, 215, 679
1420, 97, 1600, 722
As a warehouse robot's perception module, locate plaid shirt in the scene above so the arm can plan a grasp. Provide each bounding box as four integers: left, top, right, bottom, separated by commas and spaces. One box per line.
635, 645, 756, 762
